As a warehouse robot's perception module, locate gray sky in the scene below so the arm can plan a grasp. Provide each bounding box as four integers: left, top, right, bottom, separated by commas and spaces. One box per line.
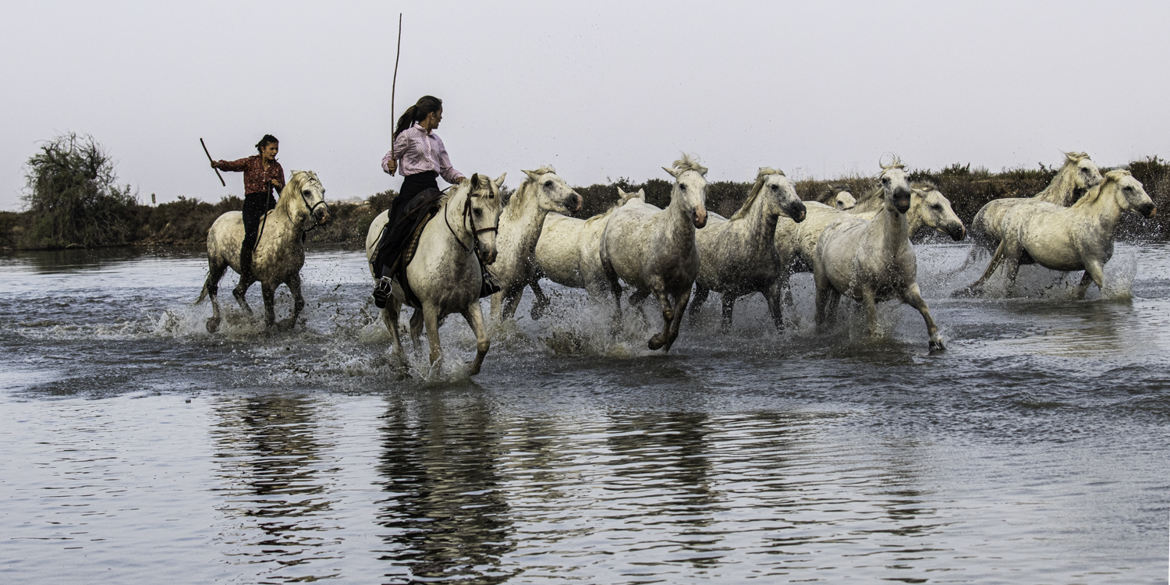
2, 0, 1167, 210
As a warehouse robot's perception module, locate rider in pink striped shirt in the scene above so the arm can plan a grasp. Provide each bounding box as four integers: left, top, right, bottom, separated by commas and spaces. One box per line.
372, 95, 468, 307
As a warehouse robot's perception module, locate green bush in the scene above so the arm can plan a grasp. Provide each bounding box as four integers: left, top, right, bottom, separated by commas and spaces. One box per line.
21, 133, 137, 249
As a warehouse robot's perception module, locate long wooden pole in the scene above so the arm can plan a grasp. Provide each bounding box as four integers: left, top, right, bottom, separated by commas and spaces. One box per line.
390, 13, 403, 150
200, 137, 226, 187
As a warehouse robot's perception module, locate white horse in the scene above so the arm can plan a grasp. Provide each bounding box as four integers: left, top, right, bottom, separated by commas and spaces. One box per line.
969, 151, 1103, 252
813, 160, 945, 352
526, 187, 644, 318
964, 169, 1155, 297
488, 166, 582, 321
773, 181, 965, 324
363, 173, 506, 374
833, 190, 857, 210
600, 156, 708, 351
196, 170, 331, 333
689, 167, 807, 330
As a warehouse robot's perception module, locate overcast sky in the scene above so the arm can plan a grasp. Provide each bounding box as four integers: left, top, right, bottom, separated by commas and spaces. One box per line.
2, 0, 1167, 210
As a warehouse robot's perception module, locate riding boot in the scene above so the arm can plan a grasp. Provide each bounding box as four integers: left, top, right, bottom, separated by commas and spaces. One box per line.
239, 248, 255, 284
479, 267, 501, 298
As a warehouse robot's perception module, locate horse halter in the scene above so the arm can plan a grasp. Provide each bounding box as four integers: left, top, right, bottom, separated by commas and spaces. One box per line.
299, 183, 330, 233
445, 188, 498, 256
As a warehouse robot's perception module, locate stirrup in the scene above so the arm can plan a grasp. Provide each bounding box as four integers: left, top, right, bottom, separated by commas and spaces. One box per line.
372, 276, 394, 308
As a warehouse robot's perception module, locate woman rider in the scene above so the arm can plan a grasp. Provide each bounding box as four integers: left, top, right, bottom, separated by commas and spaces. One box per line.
372, 95, 467, 307
211, 134, 286, 283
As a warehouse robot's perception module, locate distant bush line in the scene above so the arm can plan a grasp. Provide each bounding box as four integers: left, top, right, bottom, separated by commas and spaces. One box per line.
3, 156, 1168, 252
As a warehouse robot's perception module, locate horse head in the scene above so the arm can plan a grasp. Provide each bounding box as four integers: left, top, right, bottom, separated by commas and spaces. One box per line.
833, 191, 856, 211
288, 170, 331, 228
1105, 170, 1156, 218
522, 166, 583, 215
1064, 151, 1104, 192
465, 172, 506, 264
878, 157, 912, 214
757, 168, 806, 223
912, 184, 966, 241
663, 155, 708, 228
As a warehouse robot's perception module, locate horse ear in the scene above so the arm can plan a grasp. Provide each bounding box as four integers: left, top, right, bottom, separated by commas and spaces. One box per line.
663, 166, 680, 179
493, 173, 507, 190
523, 169, 540, 181
636, 188, 645, 198
617, 187, 629, 197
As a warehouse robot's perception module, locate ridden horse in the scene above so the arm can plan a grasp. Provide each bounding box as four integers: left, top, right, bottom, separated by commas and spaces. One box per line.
600, 155, 708, 351
488, 166, 582, 322
364, 173, 506, 374
962, 169, 1155, 297
197, 170, 330, 333
689, 167, 807, 330
813, 160, 946, 352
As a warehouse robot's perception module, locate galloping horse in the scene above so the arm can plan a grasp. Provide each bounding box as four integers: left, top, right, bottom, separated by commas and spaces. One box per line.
527, 187, 644, 318
364, 173, 505, 375
489, 166, 582, 322
963, 170, 1155, 297
600, 155, 708, 351
813, 159, 945, 352
197, 170, 330, 333
689, 167, 807, 330
969, 151, 1103, 252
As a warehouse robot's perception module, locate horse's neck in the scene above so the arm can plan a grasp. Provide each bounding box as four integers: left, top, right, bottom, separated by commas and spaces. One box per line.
872, 205, 911, 252
263, 183, 306, 244
1074, 186, 1121, 234
735, 194, 779, 247
502, 185, 545, 242
1035, 166, 1077, 204
664, 192, 696, 241
443, 189, 474, 243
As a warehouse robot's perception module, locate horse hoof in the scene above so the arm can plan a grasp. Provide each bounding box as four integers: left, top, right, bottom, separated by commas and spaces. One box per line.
205, 318, 220, 334
951, 286, 978, 299
648, 334, 666, 350
929, 340, 946, 354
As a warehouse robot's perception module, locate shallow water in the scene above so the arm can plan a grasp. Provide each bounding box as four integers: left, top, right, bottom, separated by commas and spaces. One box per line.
1, 243, 1168, 584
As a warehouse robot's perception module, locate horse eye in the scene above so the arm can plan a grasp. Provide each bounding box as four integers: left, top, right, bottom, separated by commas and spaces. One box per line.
302, 190, 311, 196
680, 184, 687, 191
474, 209, 483, 216
770, 184, 778, 191
932, 204, 943, 211
544, 180, 554, 188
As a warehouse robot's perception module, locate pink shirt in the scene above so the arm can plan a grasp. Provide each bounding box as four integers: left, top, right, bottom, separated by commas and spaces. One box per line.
381, 123, 465, 184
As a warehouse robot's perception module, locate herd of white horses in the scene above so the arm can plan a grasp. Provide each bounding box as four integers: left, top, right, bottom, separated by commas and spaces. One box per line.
195, 152, 1157, 375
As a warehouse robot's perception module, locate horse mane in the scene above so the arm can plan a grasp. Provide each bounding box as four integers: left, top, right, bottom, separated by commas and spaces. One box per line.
911, 180, 938, 193
504, 165, 557, 208
671, 154, 708, 176
1034, 151, 1092, 204
1071, 169, 1130, 209
276, 170, 316, 214
852, 156, 909, 210
730, 167, 785, 221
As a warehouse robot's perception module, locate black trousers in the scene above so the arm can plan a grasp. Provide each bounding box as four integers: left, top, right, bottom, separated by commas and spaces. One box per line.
241, 191, 276, 276
374, 171, 439, 279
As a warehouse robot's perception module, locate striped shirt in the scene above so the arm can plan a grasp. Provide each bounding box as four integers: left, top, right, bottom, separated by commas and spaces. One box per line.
381, 123, 465, 184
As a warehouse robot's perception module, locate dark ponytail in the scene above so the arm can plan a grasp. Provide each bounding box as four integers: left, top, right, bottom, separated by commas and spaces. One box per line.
394, 95, 443, 138
255, 134, 279, 153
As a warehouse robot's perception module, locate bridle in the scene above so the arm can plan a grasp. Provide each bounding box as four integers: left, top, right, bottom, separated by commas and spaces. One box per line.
298, 180, 330, 234
444, 185, 498, 258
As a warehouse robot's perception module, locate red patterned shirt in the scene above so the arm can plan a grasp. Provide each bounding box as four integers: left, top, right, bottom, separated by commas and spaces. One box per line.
215, 155, 286, 195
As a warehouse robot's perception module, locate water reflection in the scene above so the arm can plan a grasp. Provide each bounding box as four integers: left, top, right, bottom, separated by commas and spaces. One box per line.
210, 392, 341, 583
375, 391, 517, 584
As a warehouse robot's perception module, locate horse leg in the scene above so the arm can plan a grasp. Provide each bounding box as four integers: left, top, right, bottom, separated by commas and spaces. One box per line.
687, 284, 709, 323
861, 287, 879, 337
814, 269, 832, 330
1077, 260, 1107, 299
261, 282, 277, 328
766, 279, 786, 330
409, 308, 425, 352
422, 304, 443, 371
1002, 252, 1022, 297
461, 303, 491, 375
903, 283, 945, 353
663, 289, 691, 352
501, 287, 523, 321
203, 262, 228, 333
232, 277, 254, 315
963, 240, 1008, 296
282, 273, 304, 330
528, 281, 551, 320
648, 286, 672, 351
383, 302, 409, 372
720, 294, 736, 333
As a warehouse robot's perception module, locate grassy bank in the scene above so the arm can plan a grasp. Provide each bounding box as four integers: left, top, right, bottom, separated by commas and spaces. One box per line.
3, 157, 1168, 252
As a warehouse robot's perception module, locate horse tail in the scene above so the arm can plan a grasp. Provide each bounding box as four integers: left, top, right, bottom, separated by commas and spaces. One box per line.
194, 283, 208, 305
